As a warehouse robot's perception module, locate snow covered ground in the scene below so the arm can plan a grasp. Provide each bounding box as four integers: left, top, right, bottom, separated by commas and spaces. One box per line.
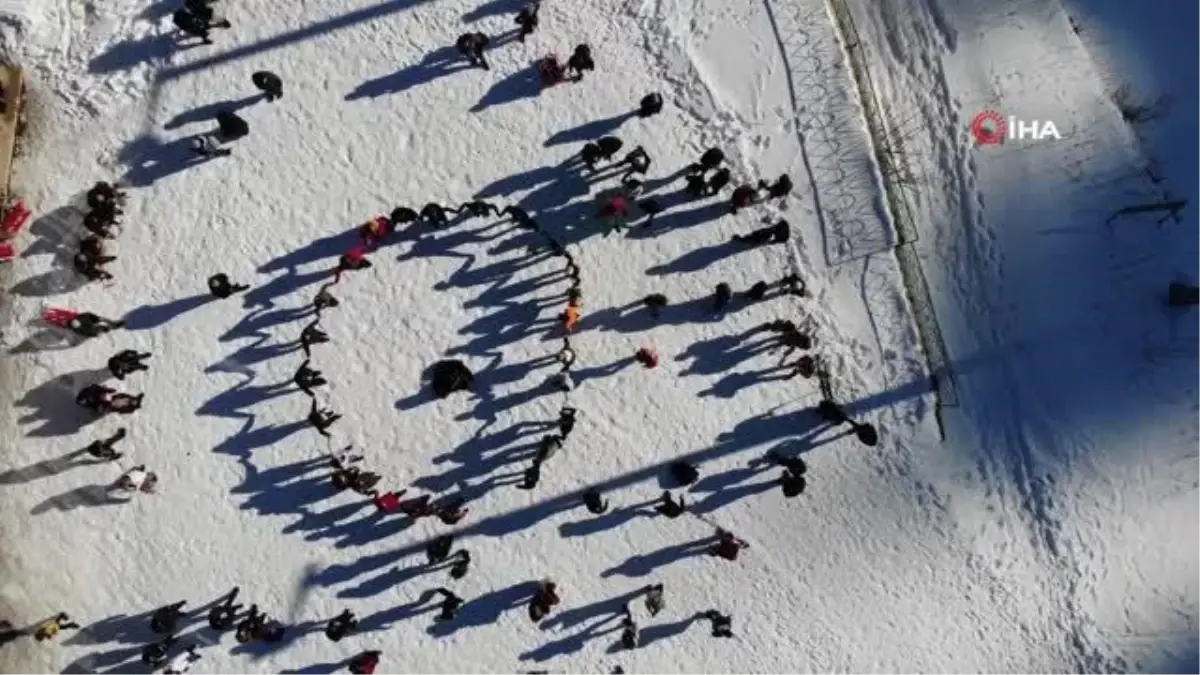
845, 0, 1199, 670
0, 0, 1194, 673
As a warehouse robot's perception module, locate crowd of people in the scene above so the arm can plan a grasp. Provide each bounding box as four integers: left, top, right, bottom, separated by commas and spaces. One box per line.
4, 0, 886, 670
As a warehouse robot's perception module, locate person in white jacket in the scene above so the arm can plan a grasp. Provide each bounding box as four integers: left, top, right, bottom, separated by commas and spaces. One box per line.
163, 644, 201, 674
113, 465, 158, 494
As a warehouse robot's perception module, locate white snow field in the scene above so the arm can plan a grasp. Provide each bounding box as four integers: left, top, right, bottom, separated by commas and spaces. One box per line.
0, 0, 1193, 673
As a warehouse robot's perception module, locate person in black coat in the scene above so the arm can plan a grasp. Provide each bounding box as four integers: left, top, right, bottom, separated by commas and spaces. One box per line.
252, 71, 283, 101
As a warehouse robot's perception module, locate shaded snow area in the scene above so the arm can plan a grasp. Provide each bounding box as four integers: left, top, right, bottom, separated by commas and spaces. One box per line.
0, 0, 1193, 673
845, 0, 1199, 670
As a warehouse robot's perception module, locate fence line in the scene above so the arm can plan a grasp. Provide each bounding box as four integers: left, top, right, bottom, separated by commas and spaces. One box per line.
820, 0, 959, 410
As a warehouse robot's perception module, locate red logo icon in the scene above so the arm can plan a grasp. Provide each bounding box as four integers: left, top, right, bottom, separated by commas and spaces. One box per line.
970, 110, 1006, 145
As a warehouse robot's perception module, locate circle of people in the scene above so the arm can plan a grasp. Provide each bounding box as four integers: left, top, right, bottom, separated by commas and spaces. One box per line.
14, 0, 881, 671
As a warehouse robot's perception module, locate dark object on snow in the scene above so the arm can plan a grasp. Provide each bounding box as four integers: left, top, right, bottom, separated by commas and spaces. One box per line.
643, 293, 667, 317
713, 283, 732, 311
86, 427, 127, 461
208, 273, 249, 298
427, 535, 454, 565
619, 604, 639, 650
301, 319, 329, 357
449, 549, 471, 579
252, 71, 283, 101
758, 173, 793, 199
108, 349, 151, 380
730, 184, 757, 213
710, 529, 748, 561
732, 219, 789, 246
151, 601, 187, 634
391, 206, 419, 225
430, 359, 473, 398
669, 461, 699, 486
514, 2, 539, 41
567, 44, 594, 80
637, 198, 663, 226
780, 469, 807, 497
173, 9, 213, 43
852, 422, 879, 447
702, 610, 734, 638
638, 92, 663, 117
308, 398, 342, 437
216, 111, 249, 141
688, 147, 724, 175
431, 588, 463, 621
207, 587, 241, 631
705, 167, 731, 195
655, 490, 686, 517
349, 650, 382, 675
816, 399, 848, 425
744, 281, 768, 302
518, 461, 541, 490
67, 312, 123, 337
325, 609, 358, 642
456, 32, 491, 70
582, 488, 608, 514
141, 635, 176, 666
643, 583, 665, 616
596, 135, 622, 160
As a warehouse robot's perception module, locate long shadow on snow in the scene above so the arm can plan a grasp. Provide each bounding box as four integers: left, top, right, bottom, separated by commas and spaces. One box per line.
163, 94, 265, 130
257, 227, 358, 275
119, 134, 222, 188
346, 47, 471, 100
409, 419, 542, 496
543, 111, 638, 147
30, 484, 129, 515
160, 0, 426, 80
122, 293, 213, 330
88, 33, 198, 75
470, 66, 542, 112
521, 615, 623, 662
645, 239, 742, 276
600, 534, 718, 579
461, 0, 521, 22
16, 368, 112, 438
309, 407, 838, 589
0, 449, 106, 486
426, 581, 541, 638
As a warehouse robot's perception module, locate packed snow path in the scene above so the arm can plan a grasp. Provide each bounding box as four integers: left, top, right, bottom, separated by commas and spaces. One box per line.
0, 0, 1192, 673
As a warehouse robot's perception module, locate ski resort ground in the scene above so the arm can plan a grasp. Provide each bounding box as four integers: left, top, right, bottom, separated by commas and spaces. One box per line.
0, 0, 1195, 672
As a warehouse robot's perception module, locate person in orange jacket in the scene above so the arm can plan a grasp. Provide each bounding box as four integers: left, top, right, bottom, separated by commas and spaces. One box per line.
562, 303, 581, 332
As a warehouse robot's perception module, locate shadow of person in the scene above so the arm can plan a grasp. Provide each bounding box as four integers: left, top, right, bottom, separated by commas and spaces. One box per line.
471, 66, 542, 112
599, 535, 716, 578
544, 111, 638, 147
122, 293, 213, 330
29, 483, 129, 515
0, 449, 99, 485
120, 134, 222, 188
163, 94, 267, 130
346, 46, 470, 100
16, 368, 112, 438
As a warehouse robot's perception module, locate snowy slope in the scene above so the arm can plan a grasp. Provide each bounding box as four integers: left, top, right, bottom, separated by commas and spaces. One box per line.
844, 0, 1199, 670
0, 0, 1192, 673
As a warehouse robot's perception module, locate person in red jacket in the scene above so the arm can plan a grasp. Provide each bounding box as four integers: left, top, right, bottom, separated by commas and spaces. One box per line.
373, 490, 406, 513
349, 650, 381, 675
335, 247, 373, 282
635, 346, 658, 368
359, 216, 392, 249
